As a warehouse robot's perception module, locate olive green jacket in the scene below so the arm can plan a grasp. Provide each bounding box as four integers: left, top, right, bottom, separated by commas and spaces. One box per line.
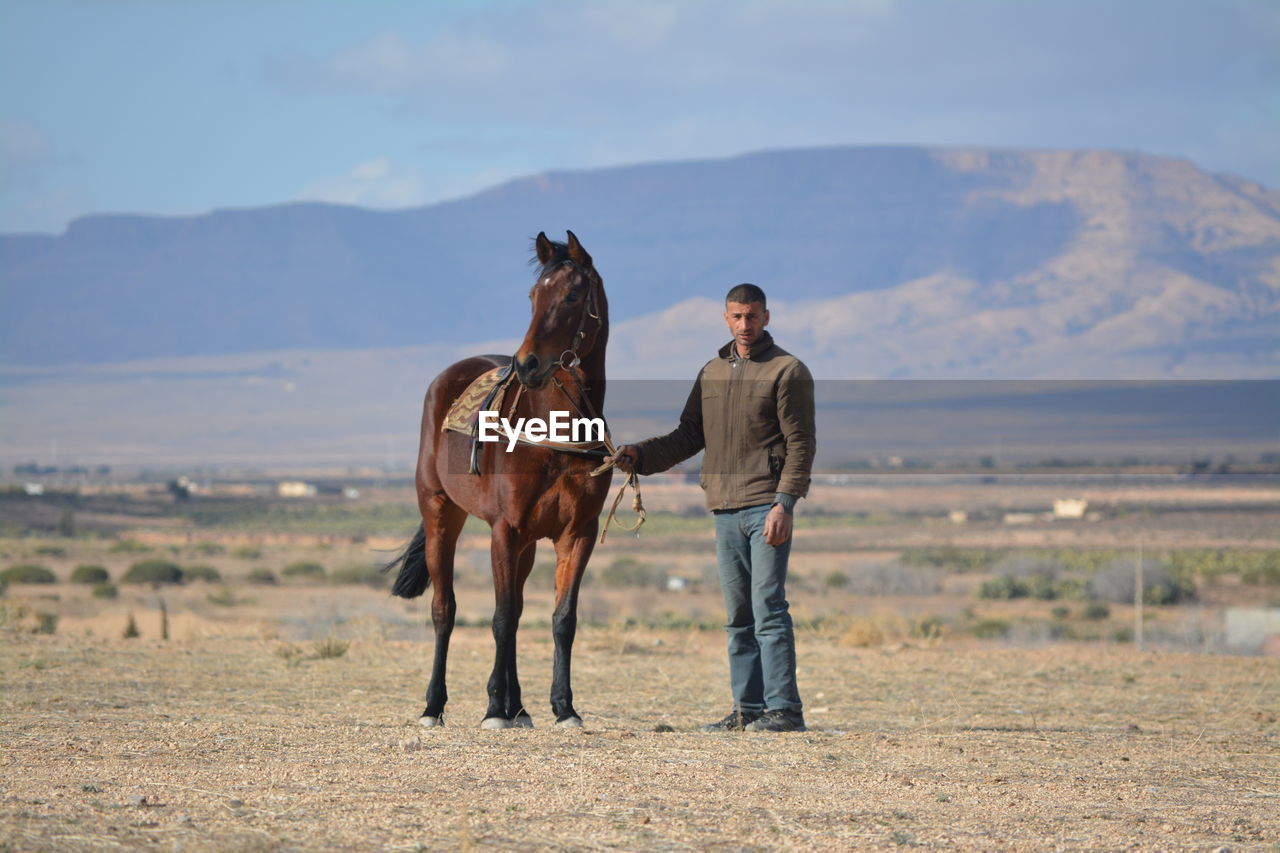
634, 331, 816, 511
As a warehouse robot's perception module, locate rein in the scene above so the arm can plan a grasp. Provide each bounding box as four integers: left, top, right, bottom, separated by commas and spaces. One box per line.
550, 369, 646, 544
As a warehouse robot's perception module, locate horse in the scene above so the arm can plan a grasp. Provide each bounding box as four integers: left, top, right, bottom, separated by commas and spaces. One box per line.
384, 230, 612, 729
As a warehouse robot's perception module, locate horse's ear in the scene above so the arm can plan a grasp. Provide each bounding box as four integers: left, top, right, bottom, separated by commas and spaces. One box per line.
566, 230, 592, 267
535, 232, 554, 266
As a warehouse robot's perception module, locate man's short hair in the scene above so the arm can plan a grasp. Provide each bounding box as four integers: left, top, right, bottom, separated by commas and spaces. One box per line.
726, 283, 766, 308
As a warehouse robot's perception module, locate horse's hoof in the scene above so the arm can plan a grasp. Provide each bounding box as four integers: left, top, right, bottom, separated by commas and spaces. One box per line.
418, 715, 443, 728
481, 717, 512, 730
511, 714, 534, 729
555, 716, 584, 729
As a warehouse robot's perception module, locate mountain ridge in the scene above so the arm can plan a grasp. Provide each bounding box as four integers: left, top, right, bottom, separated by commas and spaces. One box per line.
2, 144, 1278, 377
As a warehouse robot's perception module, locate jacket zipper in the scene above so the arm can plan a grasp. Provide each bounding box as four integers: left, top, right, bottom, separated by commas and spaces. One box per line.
726, 351, 743, 510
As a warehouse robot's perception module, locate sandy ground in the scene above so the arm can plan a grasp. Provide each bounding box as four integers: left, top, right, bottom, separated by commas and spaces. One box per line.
3, 622, 1277, 852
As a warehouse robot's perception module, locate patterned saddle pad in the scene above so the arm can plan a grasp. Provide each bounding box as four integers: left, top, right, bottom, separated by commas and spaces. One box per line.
442, 365, 513, 436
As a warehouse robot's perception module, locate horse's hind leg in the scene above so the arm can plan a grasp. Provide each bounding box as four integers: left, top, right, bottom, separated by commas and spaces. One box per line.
483, 523, 533, 729
420, 495, 467, 727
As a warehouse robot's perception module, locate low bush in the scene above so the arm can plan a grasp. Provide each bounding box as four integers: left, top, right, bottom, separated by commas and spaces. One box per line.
230, 545, 263, 560
92, 582, 118, 600
1083, 602, 1110, 620
1088, 559, 1195, 605
971, 618, 1011, 639
190, 542, 226, 556
33, 544, 67, 557
328, 564, 385, 587
901, 546, 1003, 573
1169, 549, 1280, 584
182, 564, 222, 583
109, 539, 151, 554
312, 635, 349, 659
825, 570, 850, 589
122, 559, 184, 585
245, 567, 278, 585
70, 565, 110, 584
599, 557, 664, 588
282, 561, 326, 580
2, 564, 57, 584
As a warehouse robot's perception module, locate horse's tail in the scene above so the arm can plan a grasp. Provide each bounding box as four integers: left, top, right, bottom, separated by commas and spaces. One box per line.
383, 523, 430, 599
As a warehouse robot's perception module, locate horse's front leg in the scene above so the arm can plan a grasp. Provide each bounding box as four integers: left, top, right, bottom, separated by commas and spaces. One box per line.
549, 519, 598, 727
483, 522, 532, 729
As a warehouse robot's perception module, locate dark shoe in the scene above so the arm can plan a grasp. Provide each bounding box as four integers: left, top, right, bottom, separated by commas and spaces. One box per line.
701, 709, 761, 732
745, 709, 806, 732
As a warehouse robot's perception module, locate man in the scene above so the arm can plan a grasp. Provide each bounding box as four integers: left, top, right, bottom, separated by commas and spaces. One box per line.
612, 283, 816, 733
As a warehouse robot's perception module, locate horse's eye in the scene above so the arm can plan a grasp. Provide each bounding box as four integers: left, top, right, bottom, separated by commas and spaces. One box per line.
564, 291, 580, 304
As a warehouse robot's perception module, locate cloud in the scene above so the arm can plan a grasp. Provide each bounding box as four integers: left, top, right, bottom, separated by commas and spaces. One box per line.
294, 157, 426, 208
266, 29, 508, 94
258, 0, 1278, 186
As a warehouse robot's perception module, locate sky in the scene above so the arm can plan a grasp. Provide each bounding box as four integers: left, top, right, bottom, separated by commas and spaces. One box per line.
1, 0, 1277, 235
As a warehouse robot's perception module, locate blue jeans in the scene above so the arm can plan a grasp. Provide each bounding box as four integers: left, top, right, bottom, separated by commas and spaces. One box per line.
713, 503, 802, 713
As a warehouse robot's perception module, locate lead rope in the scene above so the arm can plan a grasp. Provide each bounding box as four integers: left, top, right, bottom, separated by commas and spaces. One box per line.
551, 370, 646, 544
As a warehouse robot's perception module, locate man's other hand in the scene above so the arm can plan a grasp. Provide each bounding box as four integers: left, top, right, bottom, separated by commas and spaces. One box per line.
611, 445, 638, 474
764, 503, 792, 546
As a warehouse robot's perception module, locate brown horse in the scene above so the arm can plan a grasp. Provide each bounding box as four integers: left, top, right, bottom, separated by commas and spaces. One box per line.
384, 230, 612, 729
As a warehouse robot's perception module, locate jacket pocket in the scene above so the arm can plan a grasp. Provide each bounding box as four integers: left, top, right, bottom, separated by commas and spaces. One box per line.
768, 442, 785, 479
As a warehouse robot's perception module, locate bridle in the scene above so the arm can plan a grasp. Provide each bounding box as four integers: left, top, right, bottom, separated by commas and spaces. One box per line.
551, 261, 602, 372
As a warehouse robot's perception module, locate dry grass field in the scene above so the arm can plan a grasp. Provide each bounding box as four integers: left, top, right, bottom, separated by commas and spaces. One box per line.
2, 475, 1278, 851
2, 592, 1278, 852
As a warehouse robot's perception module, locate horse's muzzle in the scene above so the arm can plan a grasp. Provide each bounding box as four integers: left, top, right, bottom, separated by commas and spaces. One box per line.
514, 353, 549, 389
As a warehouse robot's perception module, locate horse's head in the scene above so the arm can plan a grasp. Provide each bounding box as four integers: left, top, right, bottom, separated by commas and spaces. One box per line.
514, 230, 607, 390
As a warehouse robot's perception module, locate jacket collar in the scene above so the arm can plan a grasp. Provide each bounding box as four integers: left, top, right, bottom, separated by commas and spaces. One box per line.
719, 330, 775, 362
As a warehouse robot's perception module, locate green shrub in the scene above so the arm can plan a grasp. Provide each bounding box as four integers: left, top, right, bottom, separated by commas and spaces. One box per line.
1169, 549, 1280, 584
92, 582, 118, 600
190, 542, 226, 556
1050, 605, 1071, 620
901, 546, 1004, 573
245, 567, 278, 585
109, 539, 151, 554
35, 612, 58, 634
33, 544, 67, 557
1239, 551, 1280, 585
1083, 602, 1111, 620
205, 586, 249, 607
282, 561, 326, 580
122, 559, 184, 585
1089, 559, 1194, 605
70, 564, 110, 584
971, 618, 1011, 639
182, 564, 222, 583
978, 575, 1027, 600
599, 557, 663, 588
122, 612, 140, 639
2, 564, 57, 584
230, 545, 263, 560
825, 571, 851, 589
328, 564, 385, 587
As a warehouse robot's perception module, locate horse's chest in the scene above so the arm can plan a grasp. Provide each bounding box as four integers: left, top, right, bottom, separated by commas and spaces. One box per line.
522, 471, 609, 535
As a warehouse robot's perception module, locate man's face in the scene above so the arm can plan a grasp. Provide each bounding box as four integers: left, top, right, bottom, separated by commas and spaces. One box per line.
724, 300, 769, 355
